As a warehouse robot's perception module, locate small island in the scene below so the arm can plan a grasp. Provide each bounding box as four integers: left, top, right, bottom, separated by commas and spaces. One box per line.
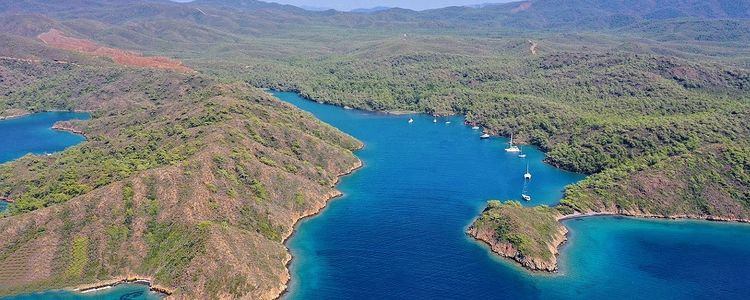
468, 201, 566, 272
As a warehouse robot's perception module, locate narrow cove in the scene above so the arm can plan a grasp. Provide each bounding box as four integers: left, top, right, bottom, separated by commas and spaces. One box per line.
1, 112, 91, 213
275, 91, 750, 299
0, 112, 90, 164
1, 112, 161, 300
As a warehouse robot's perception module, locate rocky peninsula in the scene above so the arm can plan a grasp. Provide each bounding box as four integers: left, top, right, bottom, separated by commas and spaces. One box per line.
468, 201, 567, 272
469, 133, 750, 273
51, 121, 85, 135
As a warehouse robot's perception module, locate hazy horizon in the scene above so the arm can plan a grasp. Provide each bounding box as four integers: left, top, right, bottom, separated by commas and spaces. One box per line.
272, 1, 509, 11
171, 0, 512, 11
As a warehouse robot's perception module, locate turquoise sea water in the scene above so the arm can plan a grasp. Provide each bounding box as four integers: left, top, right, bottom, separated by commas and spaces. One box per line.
276, 91, 750, 299
0, 112, 90, 164
5, 284, 161, 300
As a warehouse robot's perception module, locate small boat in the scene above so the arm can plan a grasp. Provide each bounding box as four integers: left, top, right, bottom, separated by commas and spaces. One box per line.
408, 118, 414, 123
343, 105, 353, 110
472, 126, 480, 130
433, 118, 437, 123
521, 169, 531, 201
480, 133, 490, 139
518, 154, 527, 158
505, 133, 521, 152
445, 121, 451, 124
524, 163, 532, 180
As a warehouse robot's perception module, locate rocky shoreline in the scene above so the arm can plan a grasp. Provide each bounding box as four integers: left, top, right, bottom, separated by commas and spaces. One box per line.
273, 146, 365, 300
559, 210, 750, 224
74, 277, 173, 296
468, 223, 567, 272
470, 208, 750, 273
0, 109, 30, 120
67, 150, 365, 300
51, 121, 85, 135
1, 109, 91, 121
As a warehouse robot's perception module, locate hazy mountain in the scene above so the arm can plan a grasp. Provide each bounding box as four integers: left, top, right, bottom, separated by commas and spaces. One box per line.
407, 0, 750, 30
188, 0, 308, 12
350, 6, 393, 13
299, 4, 334, 11
2, 0, 749, 33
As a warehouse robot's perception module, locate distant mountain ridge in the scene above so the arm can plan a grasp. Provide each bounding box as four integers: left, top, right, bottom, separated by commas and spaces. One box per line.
299, 5, 333, 11
2, 0, 750, 32
187, 0, 308, 12
350, 6, 393, 14
409, 0, 750, 30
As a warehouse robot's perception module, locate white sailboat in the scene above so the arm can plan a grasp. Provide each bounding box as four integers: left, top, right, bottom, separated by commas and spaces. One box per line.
433, 118, 437, 123
505, 134, 520, 152
480, 133, 490, 139
472, 126, 480, 130
408, 118, 414, 123
521, 167, 531, 201
524, 163, 532, 180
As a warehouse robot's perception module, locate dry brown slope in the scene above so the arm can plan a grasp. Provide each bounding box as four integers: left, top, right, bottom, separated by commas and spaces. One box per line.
38, 29, 193, 73
0, 56, 361, 299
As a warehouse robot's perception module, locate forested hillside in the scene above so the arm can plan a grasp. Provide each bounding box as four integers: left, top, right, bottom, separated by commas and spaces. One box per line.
0, 0, 749, 294
0, 31, 361, 298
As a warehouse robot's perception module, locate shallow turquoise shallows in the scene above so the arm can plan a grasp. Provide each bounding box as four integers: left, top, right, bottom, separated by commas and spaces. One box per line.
0, 112, 90, 164
275, 91, 750, 300
5, 284, 162, 300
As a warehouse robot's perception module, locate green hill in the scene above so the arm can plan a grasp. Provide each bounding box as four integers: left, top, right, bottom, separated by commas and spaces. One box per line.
0, 34, 361, 298
0, 0, 749, 295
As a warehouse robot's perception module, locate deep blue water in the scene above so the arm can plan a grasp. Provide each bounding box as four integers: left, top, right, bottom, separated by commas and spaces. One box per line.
0, 112, 90, 164
275, 91, 750, 300
1, 112, 89, 214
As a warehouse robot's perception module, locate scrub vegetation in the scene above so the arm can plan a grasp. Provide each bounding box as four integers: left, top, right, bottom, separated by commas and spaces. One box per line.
469, 201, 566, 271
0, 34, 361, 298
0, 0, 749, 295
